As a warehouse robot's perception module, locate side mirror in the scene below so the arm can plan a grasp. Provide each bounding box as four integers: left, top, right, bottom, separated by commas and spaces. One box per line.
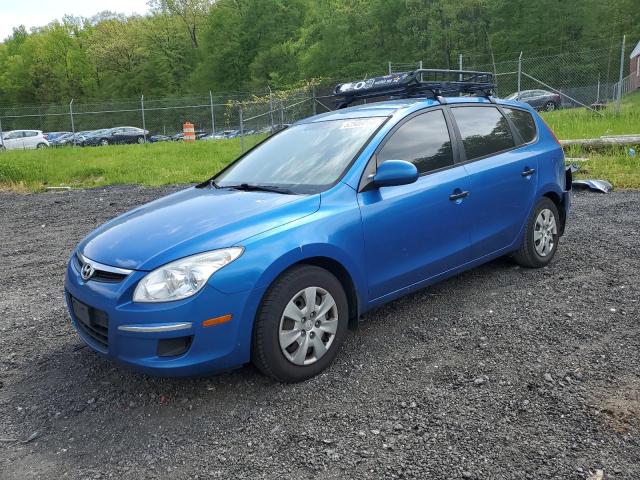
372, 160, 418, 188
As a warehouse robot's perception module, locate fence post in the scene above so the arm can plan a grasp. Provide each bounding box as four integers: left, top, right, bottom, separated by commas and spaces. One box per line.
239, 105, 244, 153
388, 61, 392, 75
312, 86, 317, 116
517, 52, 523, 99
268, 86, 274, 131
209, 91, 216, 134
141, 94, 147, 143
419, 60, 423, 69
616, 35, 626, 114
0, 115, 4, 150
280, 100, 284, 127
69, 99, 75, 146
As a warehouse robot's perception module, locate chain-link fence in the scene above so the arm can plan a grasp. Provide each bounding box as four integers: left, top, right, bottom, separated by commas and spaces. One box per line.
0, 87, 325, 153
1, 39, 636, 155
390, 38, 635, 114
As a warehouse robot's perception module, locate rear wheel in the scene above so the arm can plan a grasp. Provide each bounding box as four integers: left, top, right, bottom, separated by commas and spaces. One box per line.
100, 138, 109, 146
513, 197, 560, 268
36, 143, 47, 149
544, 101, 557, 111
137, 136, 145, 144
252, 265, 348, 382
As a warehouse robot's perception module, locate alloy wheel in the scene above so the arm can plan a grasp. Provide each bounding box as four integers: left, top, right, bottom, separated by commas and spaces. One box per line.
278, 286, 338, 366
534, 208, 557, 257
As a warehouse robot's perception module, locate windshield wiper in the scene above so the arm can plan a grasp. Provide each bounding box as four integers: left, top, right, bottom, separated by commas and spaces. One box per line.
224, 183, 296, 195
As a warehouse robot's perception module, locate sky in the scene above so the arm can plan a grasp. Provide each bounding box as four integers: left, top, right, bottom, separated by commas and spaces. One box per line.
0, 0, 151, 40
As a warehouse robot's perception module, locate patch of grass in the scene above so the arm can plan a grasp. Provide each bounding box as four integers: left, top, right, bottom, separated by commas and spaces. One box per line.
541, 91, 640, 139
0, 139, 248, 191
566, 145, 640, 189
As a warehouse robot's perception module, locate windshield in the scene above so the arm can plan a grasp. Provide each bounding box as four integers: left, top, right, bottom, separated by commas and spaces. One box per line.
215, 117, 385, 194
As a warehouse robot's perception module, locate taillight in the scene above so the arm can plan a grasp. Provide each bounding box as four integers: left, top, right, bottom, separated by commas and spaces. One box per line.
43, 134, 48, 140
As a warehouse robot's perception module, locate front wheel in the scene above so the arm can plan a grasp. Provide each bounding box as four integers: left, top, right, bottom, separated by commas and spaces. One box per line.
544, 101, 557, 111
100, 138, 109, 146
513, 197, 560, 268
252, 265, 348, 382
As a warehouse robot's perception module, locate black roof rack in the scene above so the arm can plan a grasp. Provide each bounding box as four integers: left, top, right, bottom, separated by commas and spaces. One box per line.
333, 69, 496, 108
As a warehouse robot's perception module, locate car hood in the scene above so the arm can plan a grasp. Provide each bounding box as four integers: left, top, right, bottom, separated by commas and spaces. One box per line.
78, 186, 320, 271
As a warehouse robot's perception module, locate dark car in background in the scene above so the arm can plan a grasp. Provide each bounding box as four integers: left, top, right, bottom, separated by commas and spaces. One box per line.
506, 90, 561, 111
83, 127, 149, 146
149, 134, 172, 143
50, 131, 89, 147
77, 129, 110, 146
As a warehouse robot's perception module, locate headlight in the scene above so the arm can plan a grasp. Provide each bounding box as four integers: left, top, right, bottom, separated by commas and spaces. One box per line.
133, 248, 243, 303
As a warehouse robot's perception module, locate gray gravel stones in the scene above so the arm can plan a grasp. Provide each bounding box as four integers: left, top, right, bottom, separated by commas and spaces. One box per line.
0, 186, 639, 478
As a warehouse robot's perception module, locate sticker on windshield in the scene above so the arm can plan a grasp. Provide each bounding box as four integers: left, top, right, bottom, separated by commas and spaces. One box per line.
340, 118, 381, 129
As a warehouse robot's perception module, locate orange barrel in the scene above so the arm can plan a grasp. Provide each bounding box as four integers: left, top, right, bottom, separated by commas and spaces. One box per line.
183, 122, 195, 142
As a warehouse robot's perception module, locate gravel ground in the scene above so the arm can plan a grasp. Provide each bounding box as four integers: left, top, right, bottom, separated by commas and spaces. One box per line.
0, 186, 639, 479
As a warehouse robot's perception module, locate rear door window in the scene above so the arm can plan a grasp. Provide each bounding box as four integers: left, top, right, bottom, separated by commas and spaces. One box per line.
451, 106, 515, 161
377, 109, 454, 174
503, 108, 537, 143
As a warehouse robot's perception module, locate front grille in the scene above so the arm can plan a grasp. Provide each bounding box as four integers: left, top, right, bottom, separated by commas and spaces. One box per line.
74, 254, 128, 283
70, 296, 109, 350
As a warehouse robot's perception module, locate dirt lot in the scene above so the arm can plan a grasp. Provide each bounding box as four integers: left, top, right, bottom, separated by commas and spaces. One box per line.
0, 186, 639, 479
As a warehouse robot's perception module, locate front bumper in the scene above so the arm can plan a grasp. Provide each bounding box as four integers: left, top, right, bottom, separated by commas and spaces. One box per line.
64, 253, 263, 376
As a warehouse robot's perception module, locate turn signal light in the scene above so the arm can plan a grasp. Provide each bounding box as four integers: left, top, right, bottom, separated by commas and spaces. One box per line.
202, 314, 232, 327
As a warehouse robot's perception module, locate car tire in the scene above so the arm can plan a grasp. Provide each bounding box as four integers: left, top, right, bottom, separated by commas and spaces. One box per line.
544, 101, 557, 111
513, 197, 561, 268
100, 139, 109, 146
252, 265, 348, 383
36, 143, 47, 149
137, 136, 145, 144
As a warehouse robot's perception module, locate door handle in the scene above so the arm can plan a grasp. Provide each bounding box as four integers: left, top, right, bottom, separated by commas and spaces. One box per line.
522, 167, 536, 177
449, 190, 470, 201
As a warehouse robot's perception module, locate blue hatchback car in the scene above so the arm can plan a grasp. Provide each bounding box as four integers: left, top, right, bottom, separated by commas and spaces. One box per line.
65, 71, 571, 382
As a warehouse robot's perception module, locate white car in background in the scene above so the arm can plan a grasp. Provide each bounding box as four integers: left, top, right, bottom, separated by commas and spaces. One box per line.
0, 130, 49, 150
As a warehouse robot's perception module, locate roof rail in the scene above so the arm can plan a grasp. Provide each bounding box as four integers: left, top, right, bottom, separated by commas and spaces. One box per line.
333, 69, 496, 108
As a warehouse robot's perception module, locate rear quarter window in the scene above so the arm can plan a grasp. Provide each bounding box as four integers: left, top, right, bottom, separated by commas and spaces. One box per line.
503, 108, 537, 143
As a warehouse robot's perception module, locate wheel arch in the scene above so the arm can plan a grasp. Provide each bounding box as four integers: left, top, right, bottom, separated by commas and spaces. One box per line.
540, 189, 566, 235
257, 255, 361, 331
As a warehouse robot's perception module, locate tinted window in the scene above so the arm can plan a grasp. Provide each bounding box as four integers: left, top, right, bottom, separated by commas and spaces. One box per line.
377, 110, 453, 174
503, 108, 537, 143
25, 131, 38, 137
452, 106, 515, 160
